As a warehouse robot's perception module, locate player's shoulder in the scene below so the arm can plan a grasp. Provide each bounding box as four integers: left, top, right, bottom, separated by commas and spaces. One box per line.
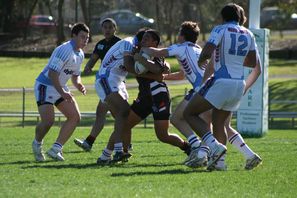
211, 24, 226, 34
113, 35, 121, 42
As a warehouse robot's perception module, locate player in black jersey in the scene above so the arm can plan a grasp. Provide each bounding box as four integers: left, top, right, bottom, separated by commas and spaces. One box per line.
97, 29, 191, 164
74, 18, 121, 151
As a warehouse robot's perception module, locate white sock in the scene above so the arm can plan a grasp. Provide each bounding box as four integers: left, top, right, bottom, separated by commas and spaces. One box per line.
100, 148, 113, 160
229, 133, 255, 159
201, 131, 220, 151
187, 134, 201, 149
114, 142, 123, 153
53, 142, 63, 150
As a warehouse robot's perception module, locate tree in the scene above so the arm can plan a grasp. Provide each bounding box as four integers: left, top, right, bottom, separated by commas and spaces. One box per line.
57, 0, 65, 45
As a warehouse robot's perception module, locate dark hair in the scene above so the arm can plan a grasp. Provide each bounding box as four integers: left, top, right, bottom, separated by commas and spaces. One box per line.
238, 5, 247, 25
146, 29, 161, 45
180, 21, 200, 43
71, 23, 89, 37
134, 27, 149, 45
100, 18, 117, 28
221, 3, 241, 23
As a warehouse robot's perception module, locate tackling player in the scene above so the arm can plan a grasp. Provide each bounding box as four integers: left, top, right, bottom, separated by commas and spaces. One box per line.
74, 18, 121, 151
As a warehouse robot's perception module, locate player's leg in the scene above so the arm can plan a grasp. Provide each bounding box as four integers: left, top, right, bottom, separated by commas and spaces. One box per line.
33, 104, 55, 162
104, 92, 130, 161
74, 100, 109, 151
183, 86, 226, 168
225, 113, 262, 170
32, 83, 55, 162
47, 98, 81, 161
97, 109, 142, 164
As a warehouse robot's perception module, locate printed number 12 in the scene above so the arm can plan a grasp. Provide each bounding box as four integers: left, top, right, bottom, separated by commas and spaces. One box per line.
228, 33, 248, 56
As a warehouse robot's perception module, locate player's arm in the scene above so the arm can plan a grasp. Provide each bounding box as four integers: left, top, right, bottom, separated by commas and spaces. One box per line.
198, 43, 216, 69
202, 54, 215, 83
48, 69, 74, 102
141, 47, 169, 57
71, 75, 86, 95
243, 50, 257, 68
244, 52, 262, 95
123, 52, 137, 74
134, 53, 167, 74
163, 70, 185, 80
137, 73, 164, 82
83, 53, 100, 75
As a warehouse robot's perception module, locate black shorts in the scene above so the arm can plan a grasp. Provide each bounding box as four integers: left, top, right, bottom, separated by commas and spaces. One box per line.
131, 84, 171, 120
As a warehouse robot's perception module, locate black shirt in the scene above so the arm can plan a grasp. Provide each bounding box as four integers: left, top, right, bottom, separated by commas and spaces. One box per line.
93, 35, 121, 61
136, 57, 167, 97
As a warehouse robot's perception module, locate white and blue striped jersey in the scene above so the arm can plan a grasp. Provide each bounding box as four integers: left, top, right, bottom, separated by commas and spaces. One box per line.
167, 41, 204, 89
207, 22, 256, 80
97, 37, 135, 81
36, 40, 84, 86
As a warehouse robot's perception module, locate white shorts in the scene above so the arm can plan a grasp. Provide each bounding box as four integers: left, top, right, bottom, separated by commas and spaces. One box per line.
95, 76, 128, 102
199, 78, 245, 111
34, 81, 68, 106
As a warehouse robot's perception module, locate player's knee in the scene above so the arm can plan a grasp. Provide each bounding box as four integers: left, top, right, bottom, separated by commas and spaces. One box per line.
66, 112, 81, 124
156, 132, 168, 143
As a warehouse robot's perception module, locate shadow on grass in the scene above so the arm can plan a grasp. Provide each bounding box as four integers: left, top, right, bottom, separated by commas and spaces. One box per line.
22, 162, 99, 169
21, 161, 182, 170
110, 168, 208, 177
0, 160, 52, 166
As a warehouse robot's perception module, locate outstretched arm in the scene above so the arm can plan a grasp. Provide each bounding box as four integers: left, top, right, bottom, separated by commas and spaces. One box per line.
141, 47, 169, 57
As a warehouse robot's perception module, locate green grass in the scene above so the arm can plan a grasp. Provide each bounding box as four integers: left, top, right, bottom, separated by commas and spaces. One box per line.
0, 127, 296, 197
1, 57, 297, 88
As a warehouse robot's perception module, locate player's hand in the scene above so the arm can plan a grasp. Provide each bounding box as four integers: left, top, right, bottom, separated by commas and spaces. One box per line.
133, 53, 143, 62
83, 66, 92, 75
155, 73, 165, 82
61, 92, 74, 103
77, 83, 87, 95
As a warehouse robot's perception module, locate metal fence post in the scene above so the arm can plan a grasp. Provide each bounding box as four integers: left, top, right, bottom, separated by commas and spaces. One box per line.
22, 87, 25, 128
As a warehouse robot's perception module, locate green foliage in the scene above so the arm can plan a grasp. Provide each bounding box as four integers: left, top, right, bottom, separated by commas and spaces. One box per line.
0, 127, 297, 197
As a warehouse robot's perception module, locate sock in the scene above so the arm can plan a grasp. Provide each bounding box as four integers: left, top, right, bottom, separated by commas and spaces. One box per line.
201, 131, 220, 151
187, 134, 201, 149
53, 142, 63, 150
100, 148, 113, 160
114, 142, 123, 153
34, 139, 42, 145
85, 135, 96, 145
229, 133, 255, 159
198, 145, 210, 158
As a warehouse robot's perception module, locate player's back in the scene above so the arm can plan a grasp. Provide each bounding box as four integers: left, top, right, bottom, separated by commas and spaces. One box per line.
168, 41, 204, 89
212, 23, 256, 79
97, 37, 134, 80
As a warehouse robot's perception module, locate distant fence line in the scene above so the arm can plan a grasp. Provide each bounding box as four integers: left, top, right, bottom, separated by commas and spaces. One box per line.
1, 49, 297, 59
0, 87, 296, 128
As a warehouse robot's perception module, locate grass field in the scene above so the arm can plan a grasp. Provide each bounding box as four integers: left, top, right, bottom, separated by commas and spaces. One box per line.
0, 57, 297, 88
0, 127, 296, 197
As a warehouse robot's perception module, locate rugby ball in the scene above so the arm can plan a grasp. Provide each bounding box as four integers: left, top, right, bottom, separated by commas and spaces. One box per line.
134, 52, 151, 74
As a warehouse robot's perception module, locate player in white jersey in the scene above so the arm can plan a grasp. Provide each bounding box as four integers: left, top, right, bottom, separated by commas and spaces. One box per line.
183, 3, 261, 169
142, 21, 212, 166
32, 23, 89, 162
94, 30, 146, 162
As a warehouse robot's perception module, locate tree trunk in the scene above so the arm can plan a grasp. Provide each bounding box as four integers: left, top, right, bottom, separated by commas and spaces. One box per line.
57, 0, 65, 45
23, 0, 39, 40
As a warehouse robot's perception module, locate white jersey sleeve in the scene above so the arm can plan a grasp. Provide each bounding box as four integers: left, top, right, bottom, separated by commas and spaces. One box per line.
167, 44, 184, 57
207, 25, 225, 46
48, 45, 72, 73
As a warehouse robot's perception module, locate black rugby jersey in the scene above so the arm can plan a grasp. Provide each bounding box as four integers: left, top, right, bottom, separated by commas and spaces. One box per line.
136, 57, 168, 97
93, 35, 121, 61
